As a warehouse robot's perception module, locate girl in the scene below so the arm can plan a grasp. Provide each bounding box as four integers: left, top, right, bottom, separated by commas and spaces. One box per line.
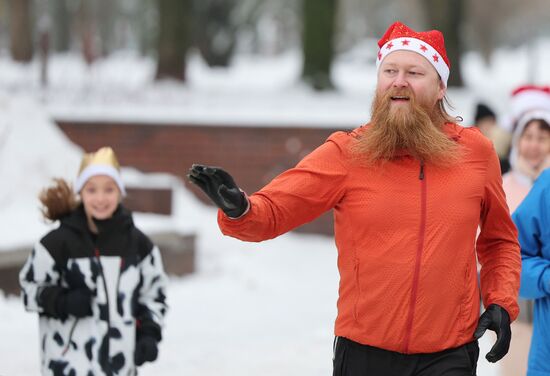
502, 110, 550, 212
20, 147, 167, 376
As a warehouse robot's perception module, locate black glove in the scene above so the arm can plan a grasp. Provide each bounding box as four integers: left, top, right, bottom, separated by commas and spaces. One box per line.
55, 288, 93, 319
474, 304, 511, 363
188, 164, 248, 218
134, 336, 158, 366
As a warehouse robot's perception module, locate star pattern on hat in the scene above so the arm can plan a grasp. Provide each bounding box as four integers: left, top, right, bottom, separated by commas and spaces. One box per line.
375, 22, 450, 86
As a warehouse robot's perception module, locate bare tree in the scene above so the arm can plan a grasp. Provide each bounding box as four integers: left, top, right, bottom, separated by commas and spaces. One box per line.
97, 0, 116, 56
50, 0, 70, 52
194, 0, 238, 67
156, 0, 191, 81
421, 0, 465, 87
9, 0, 33, 62
37, 1, 50, 87
302, 0, 337, 91
77, 0, 96, 65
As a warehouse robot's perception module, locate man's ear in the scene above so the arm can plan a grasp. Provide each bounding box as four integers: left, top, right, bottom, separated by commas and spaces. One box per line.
437, 78, 446, 101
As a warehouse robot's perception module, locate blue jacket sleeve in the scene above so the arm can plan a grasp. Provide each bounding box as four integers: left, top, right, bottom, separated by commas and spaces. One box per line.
512, 169, 550, 299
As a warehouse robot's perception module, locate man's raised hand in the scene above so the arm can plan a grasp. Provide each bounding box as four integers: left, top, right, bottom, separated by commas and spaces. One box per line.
188, 164, 248, 218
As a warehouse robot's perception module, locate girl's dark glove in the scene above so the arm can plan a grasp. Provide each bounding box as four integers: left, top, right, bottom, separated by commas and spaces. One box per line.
55, 288, 93, 319
134, 336, 159, 366
188, 164, 248, 218
474, 304, 511, 363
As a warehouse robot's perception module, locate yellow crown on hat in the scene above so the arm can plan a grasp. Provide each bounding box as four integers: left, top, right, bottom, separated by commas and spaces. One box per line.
75, 146, 126, 196
78, 147, 121, 175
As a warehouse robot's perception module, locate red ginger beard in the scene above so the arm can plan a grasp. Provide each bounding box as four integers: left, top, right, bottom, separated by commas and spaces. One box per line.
353, 87, 461, 167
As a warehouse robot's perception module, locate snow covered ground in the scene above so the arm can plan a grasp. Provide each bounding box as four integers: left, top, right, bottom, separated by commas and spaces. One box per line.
0, 39, 543, 374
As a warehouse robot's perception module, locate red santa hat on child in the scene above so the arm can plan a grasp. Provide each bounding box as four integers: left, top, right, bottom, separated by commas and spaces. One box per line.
510, 85, 550, 121
499, 85, 550, 132
376, 21, 451, 87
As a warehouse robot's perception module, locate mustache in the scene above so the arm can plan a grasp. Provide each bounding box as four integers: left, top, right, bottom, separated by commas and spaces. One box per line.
382, 87, 415, 101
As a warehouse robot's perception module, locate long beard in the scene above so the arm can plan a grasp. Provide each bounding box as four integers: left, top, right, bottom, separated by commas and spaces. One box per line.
353, 88, 460, 167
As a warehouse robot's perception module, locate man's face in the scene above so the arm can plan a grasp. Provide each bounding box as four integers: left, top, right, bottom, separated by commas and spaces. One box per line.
376, 50, 445, 113
353, 50, 459, 167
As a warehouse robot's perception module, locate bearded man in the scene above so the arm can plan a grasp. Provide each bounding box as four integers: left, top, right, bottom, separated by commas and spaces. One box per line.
188, 21, 520, 376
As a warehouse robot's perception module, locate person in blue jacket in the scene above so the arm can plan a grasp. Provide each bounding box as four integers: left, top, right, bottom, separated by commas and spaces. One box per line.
513, 168, 550, 376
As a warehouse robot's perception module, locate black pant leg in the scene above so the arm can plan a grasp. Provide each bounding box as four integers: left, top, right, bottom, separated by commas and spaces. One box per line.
415, 341, 479, 376
333, 337, 417, 376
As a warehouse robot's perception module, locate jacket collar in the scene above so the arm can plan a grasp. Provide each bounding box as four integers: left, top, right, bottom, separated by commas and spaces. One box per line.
61, 204, 133, 235
441, 122, 463, 142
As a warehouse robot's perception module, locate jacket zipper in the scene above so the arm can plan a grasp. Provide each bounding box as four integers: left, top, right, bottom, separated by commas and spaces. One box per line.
95, 248, 113, 374
61, 318, 79, 355
402, 161, 427, 353
116, 259, 124, 313
353, 258, 360, 321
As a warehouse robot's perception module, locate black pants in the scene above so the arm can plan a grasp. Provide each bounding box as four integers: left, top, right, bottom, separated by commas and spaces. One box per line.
333, 337, 479, 376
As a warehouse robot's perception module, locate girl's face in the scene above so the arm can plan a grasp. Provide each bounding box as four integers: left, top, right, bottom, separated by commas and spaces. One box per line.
518, 120, 550, 168
80, 175, 121, 221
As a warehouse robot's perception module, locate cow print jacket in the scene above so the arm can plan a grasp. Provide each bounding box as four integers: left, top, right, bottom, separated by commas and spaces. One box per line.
20, 204, 167, 376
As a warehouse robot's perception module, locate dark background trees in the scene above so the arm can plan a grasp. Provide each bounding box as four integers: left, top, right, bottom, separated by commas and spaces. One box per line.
302, 0, 337, 90
1, 0, 550, 88
9, 0, 33, 62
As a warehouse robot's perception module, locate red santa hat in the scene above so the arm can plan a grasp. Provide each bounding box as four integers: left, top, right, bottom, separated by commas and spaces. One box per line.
376, 21, 450, 87
510, 85, 550, 121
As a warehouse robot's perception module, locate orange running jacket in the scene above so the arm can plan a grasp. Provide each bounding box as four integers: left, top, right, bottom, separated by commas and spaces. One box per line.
218, 123, 521, 354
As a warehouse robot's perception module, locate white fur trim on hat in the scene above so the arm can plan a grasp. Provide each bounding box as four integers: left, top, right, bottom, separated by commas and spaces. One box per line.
511, 91, 550, 120
74, 164, 127, 196
376, 37, 450, 87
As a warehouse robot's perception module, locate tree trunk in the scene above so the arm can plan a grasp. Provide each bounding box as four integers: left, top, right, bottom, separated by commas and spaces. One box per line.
97, 0, 116, 56
51, 0, 70, 52
9, 0, 33, 62
155, 0, 191, 81
302, 0, 337, 91
422, 0, 465, 87
137, 0, 157, 56
194, 0, 237, 67
77, 1, 96, 65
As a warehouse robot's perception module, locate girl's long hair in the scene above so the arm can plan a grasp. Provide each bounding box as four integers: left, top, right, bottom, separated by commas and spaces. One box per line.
39, 178, 79, 221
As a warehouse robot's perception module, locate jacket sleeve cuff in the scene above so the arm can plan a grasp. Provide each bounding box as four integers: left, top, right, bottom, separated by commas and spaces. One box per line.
487, 299, 519, 322
136, 318, 162, 342
227, 191, 250, 220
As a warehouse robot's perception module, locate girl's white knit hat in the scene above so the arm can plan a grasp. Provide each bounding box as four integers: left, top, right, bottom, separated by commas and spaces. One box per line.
74, 147, 126, 196
509, 110, 550, 171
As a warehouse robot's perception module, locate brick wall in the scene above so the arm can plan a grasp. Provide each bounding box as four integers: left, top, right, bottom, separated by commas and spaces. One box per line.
124, 187, 172, 215
57, 121, 346, 235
